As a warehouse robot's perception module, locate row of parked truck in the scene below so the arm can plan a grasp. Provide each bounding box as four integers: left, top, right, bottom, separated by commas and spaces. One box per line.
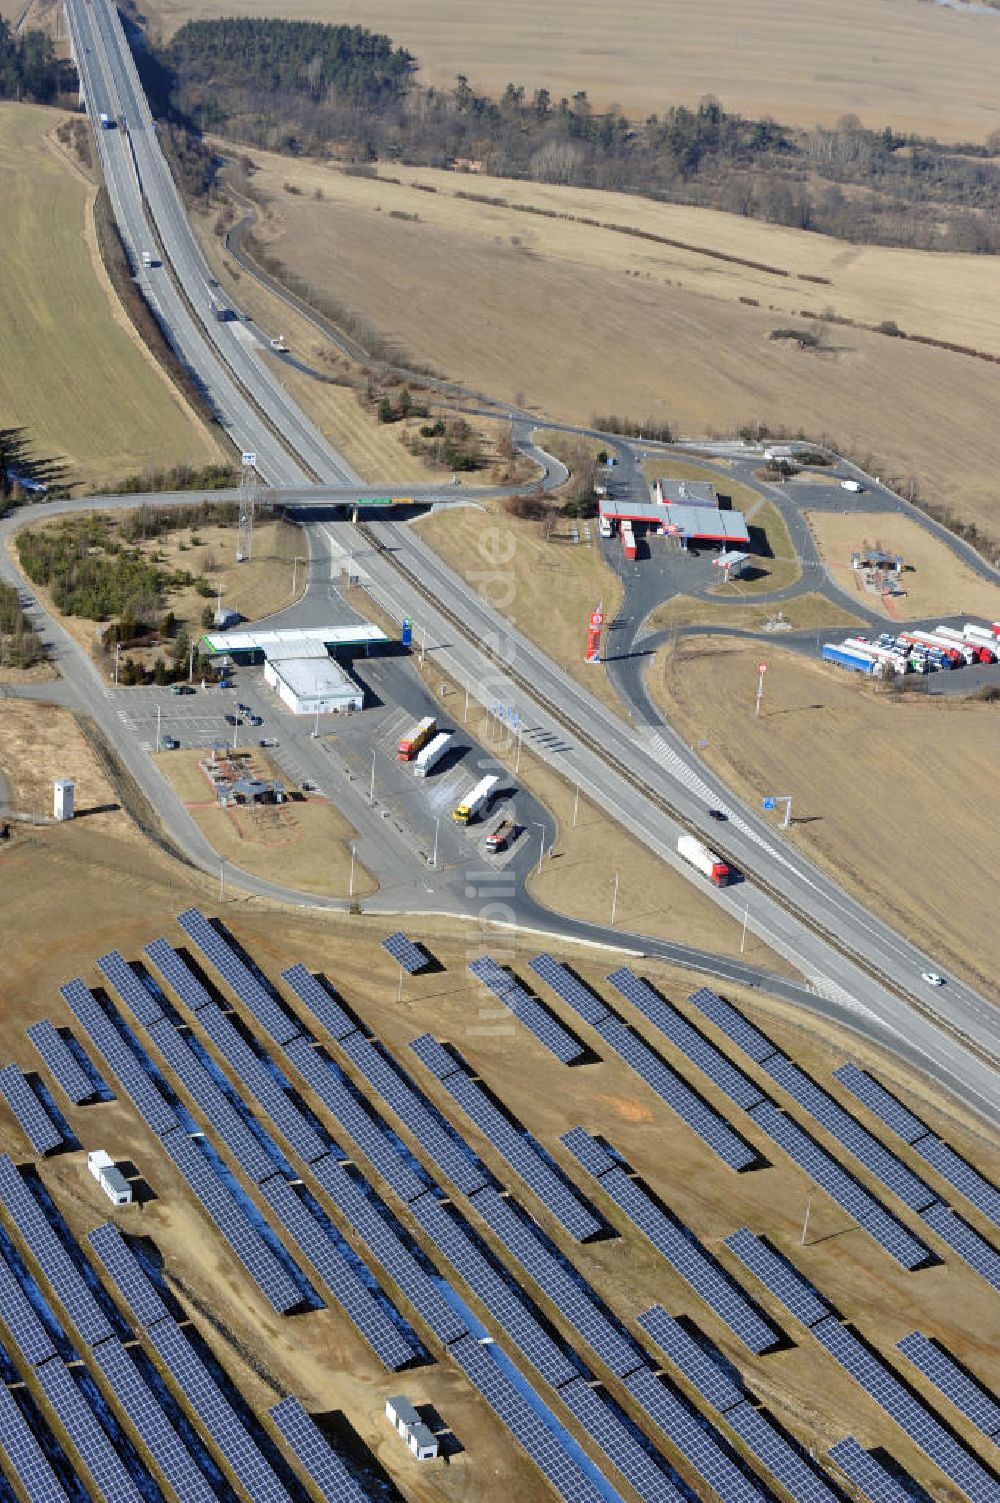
822, 621, 1000, 677
395, 716, 514, 848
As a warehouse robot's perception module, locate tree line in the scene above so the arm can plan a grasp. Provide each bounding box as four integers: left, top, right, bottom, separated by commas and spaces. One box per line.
0, 17, 75, 103
143, 18, 1000, 254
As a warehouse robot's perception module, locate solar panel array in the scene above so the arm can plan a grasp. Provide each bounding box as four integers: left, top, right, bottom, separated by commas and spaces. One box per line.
310, 1154, 467, 1347
468, 958, 585, 1064
60, 979, 178, 1138
723, 1228, 833, 1330
382, 932, 426, 975
747, 1102, 931, 1270
687, 985, 777, 1063
621, 1365, 771, 1503
144, 939, 215, 1013
83, 1225, 294, 1503
0, 1156, 114, 1347
26, 1021, 98, 1106
470, 1185, 644, 1380
0, 1066, 63, 1156
607, 968, 766, 1112
268, 1397, 371, 1503
97, 950, 165, 1029
827, 1437, 914, 1503
897, 1331, 1000, 1439
280, 963, 357, 1042
812, 1317, 999, 1503
282, 1035, 427, 1204
835, 1064, 1000, 1232
34, 1358, 152, 1503
409, 1191, 578, 1390
557, 1378, 687, 1503
449, 1335, 608, 1503
918, 1202, 1000, 1292
338, 1031, 487, 1197
89, 1335, 218, 1503
0, 1370, 74, 1503
638, 1307, 745, 1413
258, 1173, 416, 1371
760, 1056, 937, 1213
530, 957, 757, 1171
175, 909, 301, 1046
529, 954, 611, 1027
562, 1130, 778, 1354
0, 1245, 59, 1368
409, 1034, 602, 1241
160, 1128, 304, 1314
147, 1317, 293, 1503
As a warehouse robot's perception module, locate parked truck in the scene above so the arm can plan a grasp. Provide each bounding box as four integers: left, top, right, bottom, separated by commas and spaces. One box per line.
899, 631, 962, 664
936, 625, 993, 663
413, 731, 453, 777
821, 642, 876, 675
677, 834, 732, 887
485, 816, 516, 853
397, 715, 436, 761
621, 519, 637, 561
963, 624, 1000, 652
452, 774, 500, 825
842, 638, 909, 673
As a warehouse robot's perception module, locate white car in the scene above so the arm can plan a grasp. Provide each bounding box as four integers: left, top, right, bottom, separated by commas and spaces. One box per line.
921, 971, 946, 987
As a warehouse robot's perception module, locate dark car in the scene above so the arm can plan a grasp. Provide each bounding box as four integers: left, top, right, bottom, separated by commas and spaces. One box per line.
237, 702, 252, 715
160, 735, 179, 750
707, 808, 727, 821
171, 683, 195, 695
224, 714, 241, 726
248, 714, 263, 727
218, 678, 234, 689
258, 737, 278, 748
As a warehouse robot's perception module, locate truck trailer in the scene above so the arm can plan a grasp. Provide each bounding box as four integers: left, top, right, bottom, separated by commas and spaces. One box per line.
452, 774, 500, 825
98, 112, 112, 129
413, 731, 452, 777
676, 834, 732, 887
898, 631, 962, 664
397, 716, 436, 761
821, 643, 876, 674
841, 639, 910, 673
936, 626, 993, 663
621, 520, 637, 561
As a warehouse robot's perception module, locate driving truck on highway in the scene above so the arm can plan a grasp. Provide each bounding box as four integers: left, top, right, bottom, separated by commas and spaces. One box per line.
98, 112, 112, 129
677, 834, 732, 887
452, 774, 500, 825
397, 715, 436, 762
413, 731, 452, 778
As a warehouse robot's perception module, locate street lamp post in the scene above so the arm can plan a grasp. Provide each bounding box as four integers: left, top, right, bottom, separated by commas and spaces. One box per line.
611, 871, 619, 927
369, 747, 376, 804
349, 844, 356, 898
432, 818, 440, 870
188, 638, 196, 683
755, 661, 767, 719
155, 705, 161, 753
515, 721, 523, 775
572, 784, 580, 828
741, 904, 749, 954
114, 642, 121, 686
219, 859, 226, 902
534, 822, 546, 874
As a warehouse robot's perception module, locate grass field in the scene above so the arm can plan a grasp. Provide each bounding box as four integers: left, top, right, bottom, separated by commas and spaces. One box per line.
648, 591, 866, 633
155, 747, 377, 897
0, 105, 220, 488
412, 504, 625, 714
142, 0, 1000, 141
0, 699, 143, 841
805, 509, 1000, 619
225, 151, 1000, 535
651, 635, 1000, 993
1, 822, 998, 1503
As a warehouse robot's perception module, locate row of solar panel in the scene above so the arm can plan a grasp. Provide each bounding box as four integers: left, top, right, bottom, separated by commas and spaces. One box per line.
409, 1032, 602, 1242
468, 956, 585, 1065
561, 1128, 779, 1355
112, 945, 426, 1371
169, 921, 639, 1503
730, 1226, 999, 1503
682, 984, 1000, 1288
381, 931, 427, 975
835, 1063, 1000, 1231
0, 1066, 66, 1157
602, 970, 935, 1270
527, 956, 758, 1173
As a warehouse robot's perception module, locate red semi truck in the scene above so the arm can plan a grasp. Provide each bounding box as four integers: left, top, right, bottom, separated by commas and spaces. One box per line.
397, 715, 436, 761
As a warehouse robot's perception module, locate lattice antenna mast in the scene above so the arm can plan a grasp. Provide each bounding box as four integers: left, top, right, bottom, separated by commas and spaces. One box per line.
236, 452, 258, 563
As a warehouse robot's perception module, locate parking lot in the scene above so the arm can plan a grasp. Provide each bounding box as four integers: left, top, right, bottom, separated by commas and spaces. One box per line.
102, 655, 552, 894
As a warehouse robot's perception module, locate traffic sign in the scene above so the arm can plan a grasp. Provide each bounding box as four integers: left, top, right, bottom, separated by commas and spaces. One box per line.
762, 797, 776, 810
241, 452, 257, 467
758, 662, 767, 673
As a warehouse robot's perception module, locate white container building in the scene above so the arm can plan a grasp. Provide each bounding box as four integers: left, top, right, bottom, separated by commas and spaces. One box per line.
87, 1150, 133, 1206
385, 1396, 439, 1461
53, 780, 75, 821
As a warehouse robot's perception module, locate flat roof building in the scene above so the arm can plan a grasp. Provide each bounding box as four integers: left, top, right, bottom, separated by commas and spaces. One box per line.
651, 478, 719, 508
599, 496, 750, 545
263, 656, 362, 716
200, 625, 388, 659
385, 1396, 439, 1462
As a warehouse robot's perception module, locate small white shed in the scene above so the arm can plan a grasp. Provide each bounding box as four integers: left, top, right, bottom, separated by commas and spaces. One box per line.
87, 1149, 132, 1206
385, 1396, 439, 1461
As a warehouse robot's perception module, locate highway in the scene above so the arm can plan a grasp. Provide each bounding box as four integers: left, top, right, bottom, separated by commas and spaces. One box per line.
50, 0, 1000, 1125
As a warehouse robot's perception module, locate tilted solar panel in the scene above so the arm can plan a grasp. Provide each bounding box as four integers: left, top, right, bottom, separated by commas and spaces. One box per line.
86, 1223, 169, 1331
382, 932, 425, 975
915, 1136, 1000, 1232
637, 1306, 745, 1413
529, 954, 611, 1027
722, 1228, 832, 1329
827, 1437, 914, 1503
26, 1021, 96, 1106
0, 1373, 74, 1503
145, 939, 216, 1014
280, 964, 357, 1043
920, 1202, 1000, 1293
0, 1245, 59, 1368
897, 1331, 1000, 1439
560, 1128, 618, 1182
449, 1335, 609, 1503
175, 910, 300, 1046
832, 1064, 928, 1145
558, 1378, 687, 1503
97, 951, 164, 1029
686, 986, 777, 1063
268, 1397, 371, 1503
60, 980, 179, 1138
34, 1359, 152, 1503
622, 1366, 771, 1503
0, 1067, 63, 1156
